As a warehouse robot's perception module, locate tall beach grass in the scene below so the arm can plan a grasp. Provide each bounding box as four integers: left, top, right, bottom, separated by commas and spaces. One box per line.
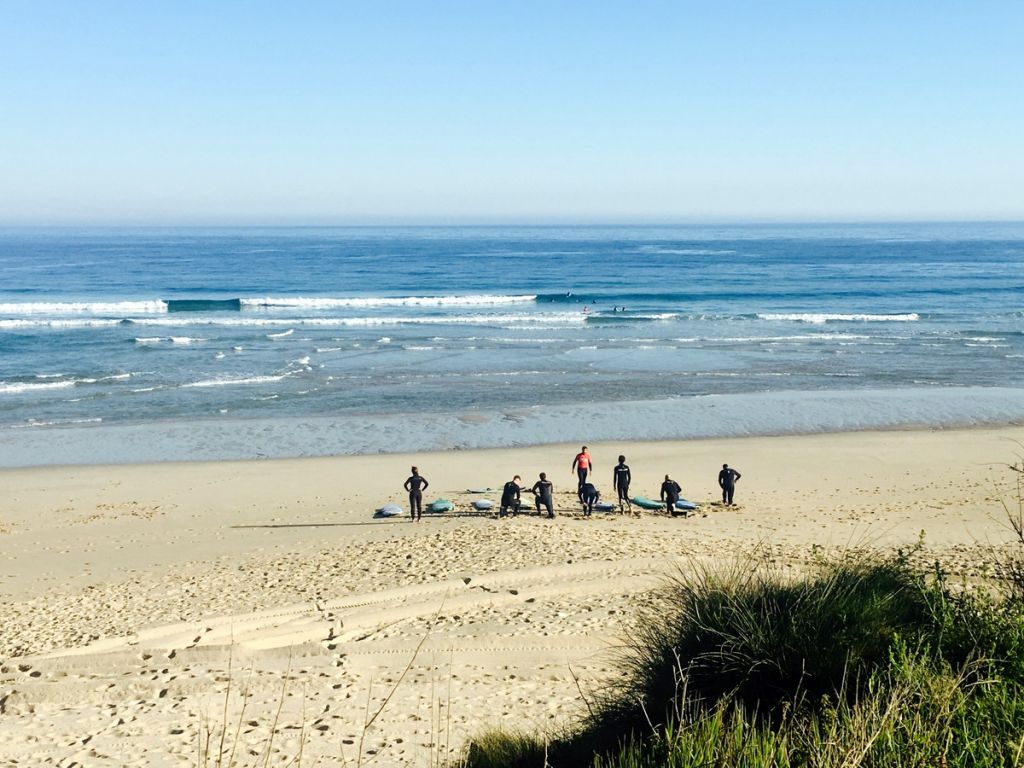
461, 551, 1024, 767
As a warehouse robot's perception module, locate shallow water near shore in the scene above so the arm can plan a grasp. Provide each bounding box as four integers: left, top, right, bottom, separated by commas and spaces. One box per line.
1, 223, 1022, 465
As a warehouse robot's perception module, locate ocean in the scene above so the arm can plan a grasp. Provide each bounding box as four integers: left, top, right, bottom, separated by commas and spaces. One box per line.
1, 223, 1023, 466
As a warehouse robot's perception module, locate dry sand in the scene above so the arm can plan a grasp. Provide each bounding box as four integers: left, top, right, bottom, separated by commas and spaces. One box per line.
1, 427, 1022, 766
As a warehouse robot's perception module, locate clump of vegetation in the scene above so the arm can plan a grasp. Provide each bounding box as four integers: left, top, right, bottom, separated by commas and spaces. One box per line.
461, 552, 1024, 767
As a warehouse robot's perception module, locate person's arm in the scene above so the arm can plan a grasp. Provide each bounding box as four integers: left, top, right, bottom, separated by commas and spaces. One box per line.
422, 477, 429, 491
515, 484, 521, 500
531, 481, 540, 495
718, 471, 725, 489
571, 455, 579, 473
612, 470, 618, 491
404, 477, 411, 492
660, 484, 666, 501
625, 467, 631, 486
734, 471, 741, 482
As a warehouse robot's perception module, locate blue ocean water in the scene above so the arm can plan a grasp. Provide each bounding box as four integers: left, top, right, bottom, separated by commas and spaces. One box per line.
1, 223, 1022, 465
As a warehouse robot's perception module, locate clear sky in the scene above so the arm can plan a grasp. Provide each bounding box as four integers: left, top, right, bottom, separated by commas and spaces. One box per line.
1, 1, 1022, 224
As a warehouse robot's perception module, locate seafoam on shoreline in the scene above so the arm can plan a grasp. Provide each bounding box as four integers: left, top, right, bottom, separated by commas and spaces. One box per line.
2, 385, 1023, 468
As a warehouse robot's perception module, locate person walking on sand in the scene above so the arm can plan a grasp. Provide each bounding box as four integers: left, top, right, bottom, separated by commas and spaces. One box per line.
613, 454, 632, 514
719, 464, 742, 506
580, 481, 600, 517
572, 446, 593, 497
500, 475, 523, 518
532, 472, 555, 518
404, 466, 429, 522
661, 474, 684, 517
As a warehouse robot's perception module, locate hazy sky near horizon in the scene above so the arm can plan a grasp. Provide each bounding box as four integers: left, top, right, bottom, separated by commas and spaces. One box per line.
2, 2, 1022, 224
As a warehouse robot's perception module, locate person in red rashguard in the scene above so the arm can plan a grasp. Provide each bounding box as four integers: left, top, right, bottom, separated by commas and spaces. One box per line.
571, 446, 593, 499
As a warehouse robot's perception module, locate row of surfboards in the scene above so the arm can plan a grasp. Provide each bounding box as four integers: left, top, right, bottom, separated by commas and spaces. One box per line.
373, 494, 698, 517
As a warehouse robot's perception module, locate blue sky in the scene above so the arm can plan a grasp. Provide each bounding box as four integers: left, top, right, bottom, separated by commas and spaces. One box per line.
1, 1, 1022, 224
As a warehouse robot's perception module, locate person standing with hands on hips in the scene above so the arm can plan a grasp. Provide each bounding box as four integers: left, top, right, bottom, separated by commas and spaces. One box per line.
718, 463, 742, 506
571, 446, 593, 498
404, 466, 429, 522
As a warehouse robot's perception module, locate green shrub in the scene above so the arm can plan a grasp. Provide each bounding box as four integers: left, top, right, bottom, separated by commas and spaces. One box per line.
460, 555, 1024, 768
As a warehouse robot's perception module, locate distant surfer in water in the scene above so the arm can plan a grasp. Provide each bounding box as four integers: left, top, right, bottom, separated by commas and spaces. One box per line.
532, 472, 555, 518
718, 464, 742, 505
572, 446, 593, 497
661, 474, 683, 517
499, 475, 522, 518
404, 466, 429, 522
613, 455, 632, 514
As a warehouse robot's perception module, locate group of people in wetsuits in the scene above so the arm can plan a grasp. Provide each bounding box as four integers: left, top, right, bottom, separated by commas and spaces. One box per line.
402, 449, 742, 522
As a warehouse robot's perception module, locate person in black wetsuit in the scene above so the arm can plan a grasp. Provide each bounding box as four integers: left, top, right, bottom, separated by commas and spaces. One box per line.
580, 482, 600, 517
661, 474, 683, 517
718, 464, 742, 505
532, 472, 555, 518
613, 455, 632, 514
499, 475, 523, 518
404, 466, 429, 522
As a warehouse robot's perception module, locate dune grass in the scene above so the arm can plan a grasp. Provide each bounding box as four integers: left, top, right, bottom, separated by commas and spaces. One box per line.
461, 552, 1024, 767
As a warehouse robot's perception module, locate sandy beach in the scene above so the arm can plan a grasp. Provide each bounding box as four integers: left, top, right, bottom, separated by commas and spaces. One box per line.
1, 426, 1022, 766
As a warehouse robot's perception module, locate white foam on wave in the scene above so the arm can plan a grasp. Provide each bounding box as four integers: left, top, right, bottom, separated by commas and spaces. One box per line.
10, 417, 103, 429
126, 313, 586, 328
0, 318, 123, 329
0, 300, 167, 315
595, 312, 680, 320
170, 337, 207, 345
183, 375, 286, 388
240, 294, 537, 309
266, 329, 294, 338
758, 313, 920, 323
0, 380, 76, 395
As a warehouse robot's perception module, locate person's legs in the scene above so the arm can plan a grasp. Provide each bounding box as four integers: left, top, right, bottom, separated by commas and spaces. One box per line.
410, 491, 422, 520
577, 468, 588, 495
726, 486, 735, 505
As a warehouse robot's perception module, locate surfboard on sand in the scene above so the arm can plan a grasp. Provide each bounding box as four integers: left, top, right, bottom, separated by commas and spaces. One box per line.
675, 499, 699, 511
630, 496, 665, 510
374, 503, 403, 518
427, 499, 454, 513
472, 499, 494, 511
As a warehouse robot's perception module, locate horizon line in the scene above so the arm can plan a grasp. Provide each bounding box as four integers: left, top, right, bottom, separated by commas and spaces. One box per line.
2, 217, 1024, 230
